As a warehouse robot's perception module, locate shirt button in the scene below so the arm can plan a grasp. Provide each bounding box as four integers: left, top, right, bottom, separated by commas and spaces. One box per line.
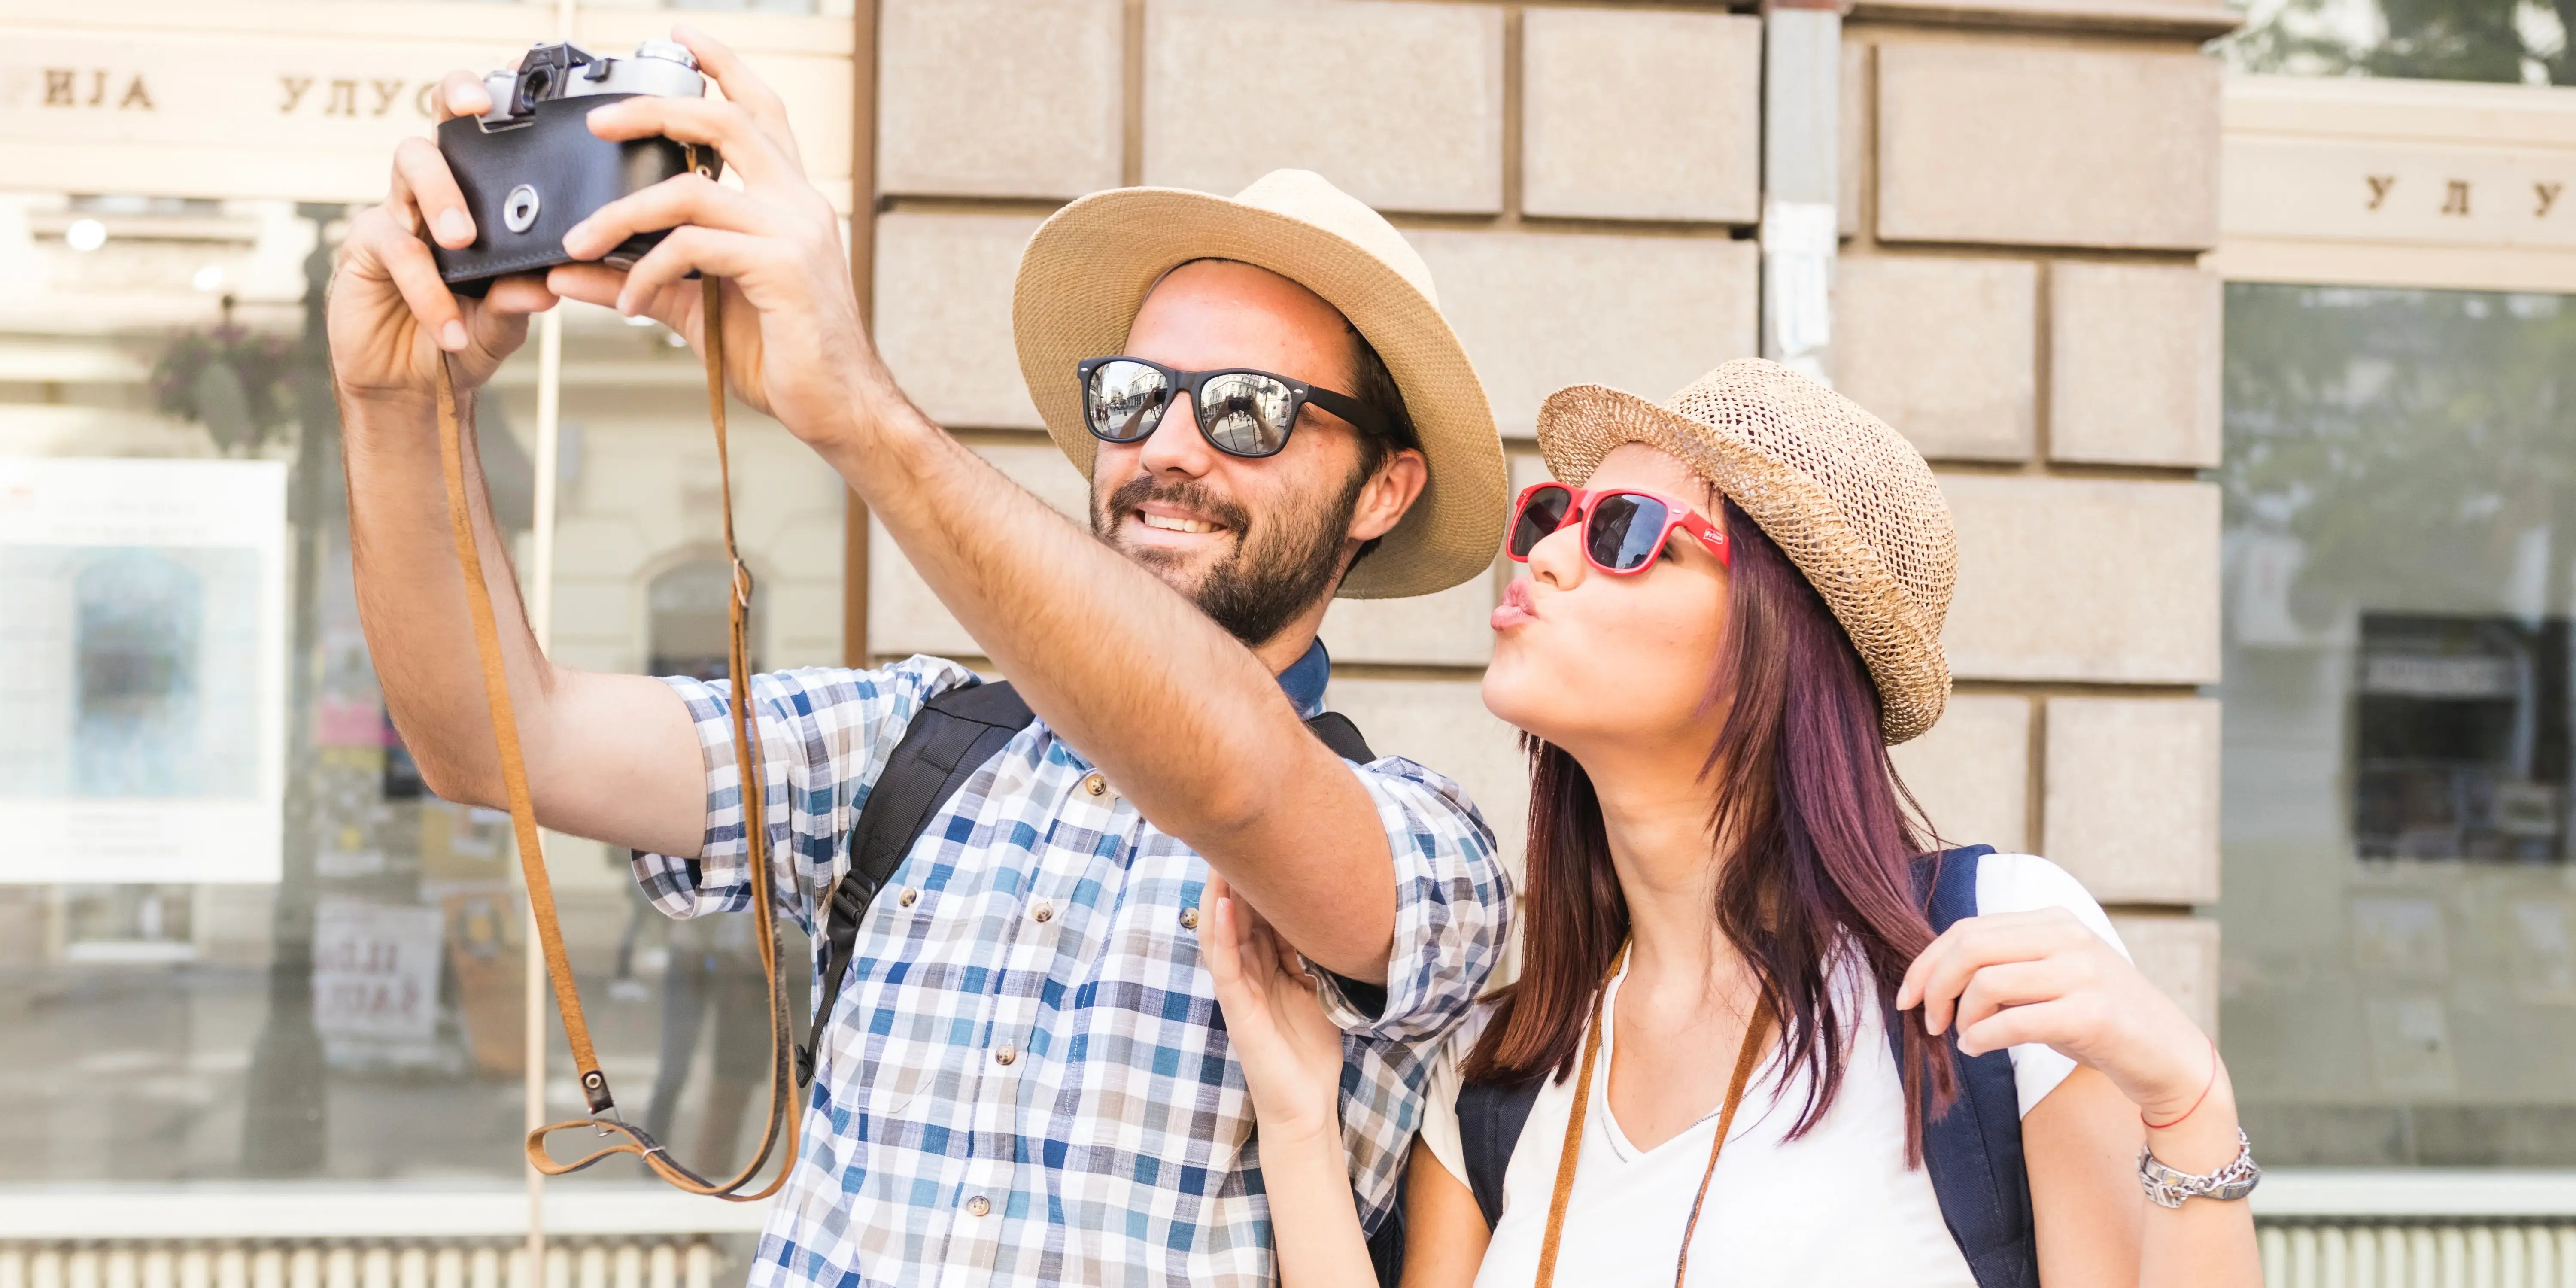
965, 1196, 990, 1218
898, 887, 919, 908
1031, 902, 1053, 923
1179, 907, 1200, 930
1081, 772, 1108, 798
995, 1044, 1018, 1066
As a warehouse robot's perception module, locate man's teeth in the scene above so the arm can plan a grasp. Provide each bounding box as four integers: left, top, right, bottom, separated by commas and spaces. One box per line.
1139, 513, 1218, 534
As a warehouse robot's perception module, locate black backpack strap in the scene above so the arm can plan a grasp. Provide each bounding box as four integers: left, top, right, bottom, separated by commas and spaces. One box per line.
1361, 1069, 1536, 1287
1304, 710, 1374, 765
1888, 845, 2041, 1288
1457, 1074, 1544, 1230
1364, 1167, 1407, 1287
1302, 708, 1391, 1021
796, 679, 1036, 1085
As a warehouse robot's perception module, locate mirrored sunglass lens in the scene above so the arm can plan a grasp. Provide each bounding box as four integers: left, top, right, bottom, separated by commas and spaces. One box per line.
1197, 373, 1295, 455
1086, 361, 1170, 442
1589, 494, 1670, 570
1510, 486, 1573, 558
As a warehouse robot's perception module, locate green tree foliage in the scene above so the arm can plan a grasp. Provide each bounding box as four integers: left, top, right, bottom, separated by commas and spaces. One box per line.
2220, 0, 2573, 85
2223, 283, 2576, 631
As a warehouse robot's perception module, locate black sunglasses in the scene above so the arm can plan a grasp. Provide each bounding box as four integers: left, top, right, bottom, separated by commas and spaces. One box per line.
1077, 356, 1392, 459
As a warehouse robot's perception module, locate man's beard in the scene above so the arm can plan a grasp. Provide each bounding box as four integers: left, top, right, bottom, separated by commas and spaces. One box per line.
1094, 469, 1368, 647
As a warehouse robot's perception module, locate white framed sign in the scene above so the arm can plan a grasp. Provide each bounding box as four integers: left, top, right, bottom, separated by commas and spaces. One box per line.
0, 456, 288, 882
312, 895, 443, 1051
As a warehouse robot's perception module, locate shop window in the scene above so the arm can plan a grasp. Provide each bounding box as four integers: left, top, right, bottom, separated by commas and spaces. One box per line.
0, 195, 525, 1182
3, 186, 834, 1268
2221, 283, 2576, 1166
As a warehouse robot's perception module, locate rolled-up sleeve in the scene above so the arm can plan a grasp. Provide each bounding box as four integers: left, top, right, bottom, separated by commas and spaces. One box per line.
629, 656, 976, 934
1312, 755, 1513, 1043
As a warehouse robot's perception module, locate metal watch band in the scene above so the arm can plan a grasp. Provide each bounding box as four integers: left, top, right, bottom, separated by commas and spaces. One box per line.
2138, 1129, 2261, 1209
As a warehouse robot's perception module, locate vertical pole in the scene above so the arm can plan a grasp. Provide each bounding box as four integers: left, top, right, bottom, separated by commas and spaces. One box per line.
844, 0, 879, 668
243, 204, 343, 1177
1759, 0, 1845, 386
525, 9, 576, 1275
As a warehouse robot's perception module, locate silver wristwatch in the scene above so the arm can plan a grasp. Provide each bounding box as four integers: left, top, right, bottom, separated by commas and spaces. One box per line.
2137, 1130, 2261, 1208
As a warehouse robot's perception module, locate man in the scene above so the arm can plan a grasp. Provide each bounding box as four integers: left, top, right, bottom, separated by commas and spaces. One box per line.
328, 27, 1509, 1288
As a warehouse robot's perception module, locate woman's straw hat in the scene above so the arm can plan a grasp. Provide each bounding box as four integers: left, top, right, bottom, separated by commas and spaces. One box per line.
1013, 169, 1507, 600
1535, 359, 1957, 743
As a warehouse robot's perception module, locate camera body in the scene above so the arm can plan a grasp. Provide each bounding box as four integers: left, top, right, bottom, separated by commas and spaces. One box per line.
431, 41, 721, 295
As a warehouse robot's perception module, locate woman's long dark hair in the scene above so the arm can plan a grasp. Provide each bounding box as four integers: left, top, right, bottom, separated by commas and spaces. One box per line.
1462, 497, 1956, 1160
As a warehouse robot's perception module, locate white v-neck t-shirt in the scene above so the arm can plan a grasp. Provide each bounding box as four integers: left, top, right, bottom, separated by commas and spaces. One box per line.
1419, 853, 2125, 1288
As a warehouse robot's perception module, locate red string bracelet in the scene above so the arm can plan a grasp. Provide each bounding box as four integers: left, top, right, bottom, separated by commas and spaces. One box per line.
2142, 1038, 2220, 1131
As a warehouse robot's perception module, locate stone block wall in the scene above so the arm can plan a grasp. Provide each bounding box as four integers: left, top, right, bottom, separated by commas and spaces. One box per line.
1847, 0, 2234, 1033
866, 0, 2230, 1025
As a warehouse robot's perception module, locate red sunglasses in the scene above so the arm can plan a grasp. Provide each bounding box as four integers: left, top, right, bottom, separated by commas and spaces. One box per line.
1507, 482, 1729, 574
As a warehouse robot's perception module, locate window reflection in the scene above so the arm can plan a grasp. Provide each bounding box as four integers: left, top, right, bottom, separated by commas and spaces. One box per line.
2354, 614, 2570, 862
0, 194, 526, 1179
2221, 282, 2576, 1165
2, 188, 837, 1245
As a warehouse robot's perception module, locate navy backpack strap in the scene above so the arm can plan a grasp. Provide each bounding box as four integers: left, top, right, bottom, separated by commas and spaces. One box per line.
1890, 845, 2041, 1288
1457, 1074, 1544, 1229
798, 679, 1035, 1085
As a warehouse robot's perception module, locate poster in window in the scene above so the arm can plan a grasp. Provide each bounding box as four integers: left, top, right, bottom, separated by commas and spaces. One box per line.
312, 896, 444, 1067
0, 457, 287, 882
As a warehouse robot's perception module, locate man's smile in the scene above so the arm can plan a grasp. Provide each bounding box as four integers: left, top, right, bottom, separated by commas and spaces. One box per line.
1126, 500, 1235, 548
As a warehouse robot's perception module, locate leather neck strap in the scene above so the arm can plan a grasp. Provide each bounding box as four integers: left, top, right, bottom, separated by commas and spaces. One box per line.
1531, 944, 1775, 1288
431, 275, 797, 1200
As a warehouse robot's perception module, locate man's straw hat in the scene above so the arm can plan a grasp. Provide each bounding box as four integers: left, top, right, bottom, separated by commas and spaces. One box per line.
1012, 170, 1507, 600
1536, 359, 1957, 743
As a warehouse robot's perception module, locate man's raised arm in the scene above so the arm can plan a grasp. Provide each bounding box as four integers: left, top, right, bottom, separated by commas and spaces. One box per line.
534, 34, 1466, 980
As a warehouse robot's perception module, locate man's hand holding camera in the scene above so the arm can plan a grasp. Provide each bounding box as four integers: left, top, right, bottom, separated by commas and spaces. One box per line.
335, 27, 887, 450
328, 76, 544, 401
555, 39, 885, 443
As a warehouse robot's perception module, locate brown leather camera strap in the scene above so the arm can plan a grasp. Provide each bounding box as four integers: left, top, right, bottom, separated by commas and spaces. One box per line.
431, 276, 797, 1200
1531, 944, 1775, 1288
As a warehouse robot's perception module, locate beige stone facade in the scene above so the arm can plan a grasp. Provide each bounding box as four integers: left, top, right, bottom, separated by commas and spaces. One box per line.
869, 0, 2237, 1027
1846, 4, 2233, 1036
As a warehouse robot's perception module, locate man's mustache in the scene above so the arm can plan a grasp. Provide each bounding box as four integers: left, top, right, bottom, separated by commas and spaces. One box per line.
1099, 475, 1254, 541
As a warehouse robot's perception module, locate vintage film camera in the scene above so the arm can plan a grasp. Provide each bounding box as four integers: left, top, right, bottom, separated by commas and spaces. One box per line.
431, 41, 723, 294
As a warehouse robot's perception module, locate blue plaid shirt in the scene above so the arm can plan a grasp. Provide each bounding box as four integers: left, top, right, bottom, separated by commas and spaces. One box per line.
633, 644, 1510, 1287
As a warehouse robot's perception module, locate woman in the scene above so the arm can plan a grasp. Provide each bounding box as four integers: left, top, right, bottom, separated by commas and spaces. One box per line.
1202, 360, 2260, 1287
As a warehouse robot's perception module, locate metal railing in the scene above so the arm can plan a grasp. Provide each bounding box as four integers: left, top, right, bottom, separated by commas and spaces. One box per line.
2260, 1222, 2576, 1287
0, 1242, 721, 1288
